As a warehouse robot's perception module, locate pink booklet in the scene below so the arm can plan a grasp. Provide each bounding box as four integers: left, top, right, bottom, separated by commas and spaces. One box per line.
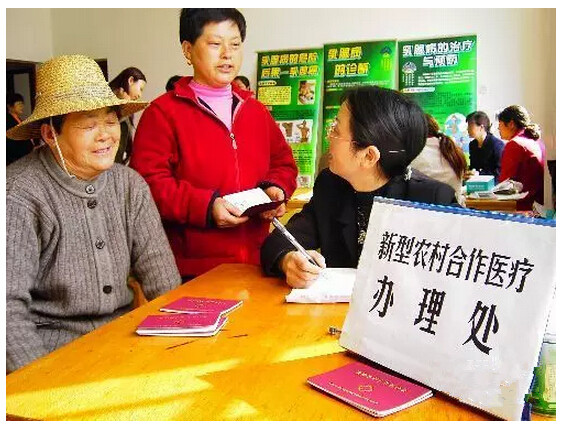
160, 296, 243, 317
136, 312, 226, 336
307, 362, 432, 417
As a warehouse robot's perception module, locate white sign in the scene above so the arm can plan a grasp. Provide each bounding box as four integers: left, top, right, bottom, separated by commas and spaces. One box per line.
340, 198, 556, 420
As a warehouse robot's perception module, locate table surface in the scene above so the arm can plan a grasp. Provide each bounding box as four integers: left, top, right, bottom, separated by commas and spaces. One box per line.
288, 188, 518, 213
6, 264, 553, 421
463, 197, 517, 212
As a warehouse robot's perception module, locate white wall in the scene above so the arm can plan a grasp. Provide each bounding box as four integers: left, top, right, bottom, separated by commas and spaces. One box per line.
6, 8, 53, 61
6, 8, 557, 201
239, 8, 556, 157
51, 9, 186, 101
13, 74, 32, 117
46, 8, 555, 149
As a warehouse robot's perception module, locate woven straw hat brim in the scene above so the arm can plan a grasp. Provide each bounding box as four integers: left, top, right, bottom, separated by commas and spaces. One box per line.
6, 98, 148, 140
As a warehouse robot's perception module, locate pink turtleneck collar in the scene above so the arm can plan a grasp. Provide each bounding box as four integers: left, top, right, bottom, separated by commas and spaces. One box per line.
189, 80, 233, 130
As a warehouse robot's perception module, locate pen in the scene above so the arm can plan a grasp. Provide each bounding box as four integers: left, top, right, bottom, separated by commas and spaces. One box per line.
272, 217, 323, 268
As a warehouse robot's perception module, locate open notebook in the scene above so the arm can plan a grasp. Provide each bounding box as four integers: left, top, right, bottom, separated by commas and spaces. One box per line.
285, 268, 356, 303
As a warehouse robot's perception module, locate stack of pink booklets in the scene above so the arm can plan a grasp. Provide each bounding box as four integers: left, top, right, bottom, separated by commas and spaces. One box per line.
136, 297, 242, 337
307, 361, 432, 418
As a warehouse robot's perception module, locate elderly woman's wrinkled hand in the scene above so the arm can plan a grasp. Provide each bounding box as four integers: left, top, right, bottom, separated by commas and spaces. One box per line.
279, 250, 326, 288
212, 197, 249, 228
260, 185, 286, 221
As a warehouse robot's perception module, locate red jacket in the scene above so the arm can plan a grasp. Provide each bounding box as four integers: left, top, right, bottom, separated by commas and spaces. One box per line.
499, 131, 546, 210
130, 77, 297, 277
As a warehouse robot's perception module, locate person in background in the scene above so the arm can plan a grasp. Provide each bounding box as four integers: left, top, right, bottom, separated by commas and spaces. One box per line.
497, 105, 546, 210
166, 75, 183, 92
233, 75, 251, 91
261, 86, 457, 288
6, 55, 180, 372
411, 114, 467, 204
130, 8, 297, 281
109, 67, 147, 164
6, 93, 35, 165
466, 111, 505, 182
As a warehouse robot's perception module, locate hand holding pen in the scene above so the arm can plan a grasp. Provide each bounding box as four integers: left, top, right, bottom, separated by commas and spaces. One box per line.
272, 218, 326, 288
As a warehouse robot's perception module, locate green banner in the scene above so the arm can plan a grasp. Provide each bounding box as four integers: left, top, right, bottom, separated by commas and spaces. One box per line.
398, 35, 477, 155
256, 48, 324, 188
322, 40, 397, 153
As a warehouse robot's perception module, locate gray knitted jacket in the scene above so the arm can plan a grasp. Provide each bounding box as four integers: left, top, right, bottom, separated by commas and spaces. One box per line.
6, 147, 181, 372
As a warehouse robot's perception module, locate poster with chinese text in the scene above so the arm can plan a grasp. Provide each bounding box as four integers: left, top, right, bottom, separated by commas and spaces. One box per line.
398, 36, 477, 156
257, 48, 324, 188
322, 40, 397, 153
340, 198, 555, 420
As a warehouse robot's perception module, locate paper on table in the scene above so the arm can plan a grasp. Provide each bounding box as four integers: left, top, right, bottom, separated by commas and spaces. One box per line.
285, 268, 356, 303
466, 191, 529, 201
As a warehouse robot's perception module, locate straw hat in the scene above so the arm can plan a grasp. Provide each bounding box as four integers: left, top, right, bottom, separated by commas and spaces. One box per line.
6, 55, 149, 140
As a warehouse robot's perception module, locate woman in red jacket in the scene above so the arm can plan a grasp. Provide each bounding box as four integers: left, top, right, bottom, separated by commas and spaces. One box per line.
130, 9, 298, 280
497, 105, 546, 210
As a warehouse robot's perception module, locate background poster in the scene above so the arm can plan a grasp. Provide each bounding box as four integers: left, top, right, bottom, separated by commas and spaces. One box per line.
322, 40, 397, 153
398, 35, 477, 156
257, 48, 324, 188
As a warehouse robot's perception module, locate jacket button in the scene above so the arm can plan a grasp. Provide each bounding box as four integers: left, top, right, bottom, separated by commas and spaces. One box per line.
103, 285, 113, 294
85, 185, 95, 194
95, 239, 105, 249
87, 199, 97, 209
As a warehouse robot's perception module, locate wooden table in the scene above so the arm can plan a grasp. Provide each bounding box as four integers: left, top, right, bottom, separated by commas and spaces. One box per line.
6, 264, 553, 421
285, 189, 519, 215
464, 197, 517, 212
277, 188, 312, 226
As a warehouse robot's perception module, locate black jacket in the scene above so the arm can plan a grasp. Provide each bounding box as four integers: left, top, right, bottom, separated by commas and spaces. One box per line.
261, 168, 458, 276
6, 113, 35, 166
469, 133, 505, 182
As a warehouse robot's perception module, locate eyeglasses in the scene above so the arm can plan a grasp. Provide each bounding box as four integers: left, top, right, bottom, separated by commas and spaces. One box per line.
327, 119, 356, 144
326, 119, 405, 154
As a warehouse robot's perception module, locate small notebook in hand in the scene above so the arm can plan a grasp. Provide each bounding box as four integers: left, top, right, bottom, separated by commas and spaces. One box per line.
160, 296, 243, 317
307, 362, 432, 418
222, 188, 283, 217
136, 313, 227, 336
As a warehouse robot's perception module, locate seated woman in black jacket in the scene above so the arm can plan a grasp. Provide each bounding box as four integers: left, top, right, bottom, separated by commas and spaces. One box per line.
261, 86, 457, 288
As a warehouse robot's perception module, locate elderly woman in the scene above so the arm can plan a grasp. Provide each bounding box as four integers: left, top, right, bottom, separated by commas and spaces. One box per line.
496, 105, 546, 210
6, 55, 180, 372
261, 86, 457, 288
130, 9, 297, 281
109, 67, 147, 164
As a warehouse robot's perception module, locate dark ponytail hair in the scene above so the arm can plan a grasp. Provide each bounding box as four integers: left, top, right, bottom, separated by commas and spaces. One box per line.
341, 86, 428, 178
426, 114, 467, 180
497, 105, 541, 140
109, 67, 147, 94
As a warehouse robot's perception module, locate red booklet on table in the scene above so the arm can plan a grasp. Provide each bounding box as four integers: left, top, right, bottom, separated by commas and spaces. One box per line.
307, 362, 432, 418
136, 313, 227, 337
160, 296, 243, 317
